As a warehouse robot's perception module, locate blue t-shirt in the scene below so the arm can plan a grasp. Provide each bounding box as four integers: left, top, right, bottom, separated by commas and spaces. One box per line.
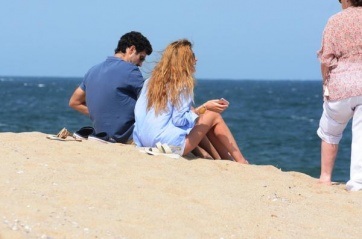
80, 56, 144, 143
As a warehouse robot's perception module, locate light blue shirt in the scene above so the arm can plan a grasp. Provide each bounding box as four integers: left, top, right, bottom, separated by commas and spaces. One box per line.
133, 79, 198, 154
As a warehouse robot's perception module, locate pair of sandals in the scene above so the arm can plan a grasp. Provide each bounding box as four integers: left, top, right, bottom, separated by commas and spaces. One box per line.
48, 128, 181, 160
142, 142, 181, 159
74, 128, 181, 158
47, 126, 114, 143
46, 127, 81, 141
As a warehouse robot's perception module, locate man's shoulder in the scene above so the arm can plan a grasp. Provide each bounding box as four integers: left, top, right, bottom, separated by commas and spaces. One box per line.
87, 59, 108, 72
106, 57, 141, 71
85, 57, 143, 83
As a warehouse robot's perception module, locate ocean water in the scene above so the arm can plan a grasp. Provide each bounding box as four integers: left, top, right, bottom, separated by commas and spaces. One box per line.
0, 76, 352, 182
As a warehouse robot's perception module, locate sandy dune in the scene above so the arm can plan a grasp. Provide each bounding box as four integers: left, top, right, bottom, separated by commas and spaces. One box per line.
1, 132, 361, 238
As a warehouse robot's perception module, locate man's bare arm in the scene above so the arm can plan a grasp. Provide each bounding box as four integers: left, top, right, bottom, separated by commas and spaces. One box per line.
69, 87, 89, 115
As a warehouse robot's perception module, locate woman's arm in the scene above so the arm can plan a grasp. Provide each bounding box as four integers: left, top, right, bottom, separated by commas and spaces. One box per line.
172, 94, 198, 127
321, 63, 329, 85
194, 99, 229, 115
321, 63, 330, 98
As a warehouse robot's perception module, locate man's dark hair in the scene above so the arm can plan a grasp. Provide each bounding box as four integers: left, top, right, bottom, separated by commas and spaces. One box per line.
114, 31, 152, 55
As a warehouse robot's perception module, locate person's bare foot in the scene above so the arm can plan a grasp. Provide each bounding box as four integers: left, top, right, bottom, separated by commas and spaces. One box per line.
236, 158, 249, 164
191, 147, 213, 159
317, 178, 332, 186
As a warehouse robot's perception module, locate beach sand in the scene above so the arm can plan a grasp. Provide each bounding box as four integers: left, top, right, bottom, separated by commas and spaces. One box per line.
1, 132, 362, 239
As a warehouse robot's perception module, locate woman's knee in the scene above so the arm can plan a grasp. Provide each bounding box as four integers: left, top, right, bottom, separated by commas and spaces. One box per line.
206, 110, 223, 124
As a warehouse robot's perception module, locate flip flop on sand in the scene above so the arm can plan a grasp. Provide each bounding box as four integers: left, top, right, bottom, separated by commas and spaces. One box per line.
143, 147, 180, 159
156, 142, 182, 154
46, 128, 82, 141
140, 142, 181, 159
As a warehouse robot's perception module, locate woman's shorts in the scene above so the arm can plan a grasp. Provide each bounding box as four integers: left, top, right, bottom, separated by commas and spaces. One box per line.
317, 97, 357, 144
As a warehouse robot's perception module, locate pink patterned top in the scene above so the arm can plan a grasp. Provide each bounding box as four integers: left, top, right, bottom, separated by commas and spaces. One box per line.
317, 7, 362, 101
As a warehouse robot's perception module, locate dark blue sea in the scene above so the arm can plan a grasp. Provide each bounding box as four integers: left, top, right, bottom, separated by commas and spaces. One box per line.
0, 76, 352, 183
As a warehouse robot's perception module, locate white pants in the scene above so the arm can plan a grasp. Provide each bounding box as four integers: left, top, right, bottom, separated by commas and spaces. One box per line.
317, 96, 362, 191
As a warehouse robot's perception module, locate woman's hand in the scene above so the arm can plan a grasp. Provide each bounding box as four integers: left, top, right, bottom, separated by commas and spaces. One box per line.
204, 99, 229, 113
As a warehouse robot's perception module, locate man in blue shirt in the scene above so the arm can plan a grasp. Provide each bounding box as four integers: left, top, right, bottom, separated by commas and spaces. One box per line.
69, 31, 152, 143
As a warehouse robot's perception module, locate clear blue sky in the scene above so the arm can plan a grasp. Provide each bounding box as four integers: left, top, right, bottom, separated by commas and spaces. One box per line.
0, 0, 340, 80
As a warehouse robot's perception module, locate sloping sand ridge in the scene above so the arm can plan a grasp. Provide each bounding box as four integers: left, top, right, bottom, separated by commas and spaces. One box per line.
1, 132, 362, 238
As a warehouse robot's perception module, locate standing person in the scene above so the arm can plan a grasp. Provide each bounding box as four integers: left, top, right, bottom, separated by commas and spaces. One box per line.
133, 39, 248, 164
69, 31, 152, 143
317, 0, 362, 190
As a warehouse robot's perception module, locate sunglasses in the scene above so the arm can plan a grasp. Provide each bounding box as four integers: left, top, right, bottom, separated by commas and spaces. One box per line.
339, 0, 341, 2
139, 55, 146, 62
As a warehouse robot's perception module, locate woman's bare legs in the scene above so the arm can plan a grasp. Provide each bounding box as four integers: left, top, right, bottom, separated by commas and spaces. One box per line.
319, 140, 338, 185
191, 145, 213, 159
190, 136, 221, 159
184, 111, 248, 164
197, 135, 222, 159
206, 130, 233, 160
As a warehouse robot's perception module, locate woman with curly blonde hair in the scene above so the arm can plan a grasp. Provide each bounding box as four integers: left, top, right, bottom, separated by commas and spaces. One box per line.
133, 39, 248, 163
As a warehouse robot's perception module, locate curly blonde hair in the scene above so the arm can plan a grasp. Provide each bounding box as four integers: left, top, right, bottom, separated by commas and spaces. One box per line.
147, 39, 196, 114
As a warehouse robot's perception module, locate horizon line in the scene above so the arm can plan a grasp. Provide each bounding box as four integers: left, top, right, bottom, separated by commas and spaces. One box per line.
0, 75, 321, 81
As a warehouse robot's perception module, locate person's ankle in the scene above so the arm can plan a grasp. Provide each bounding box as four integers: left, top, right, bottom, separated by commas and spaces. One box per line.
318, 175, 332, 185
